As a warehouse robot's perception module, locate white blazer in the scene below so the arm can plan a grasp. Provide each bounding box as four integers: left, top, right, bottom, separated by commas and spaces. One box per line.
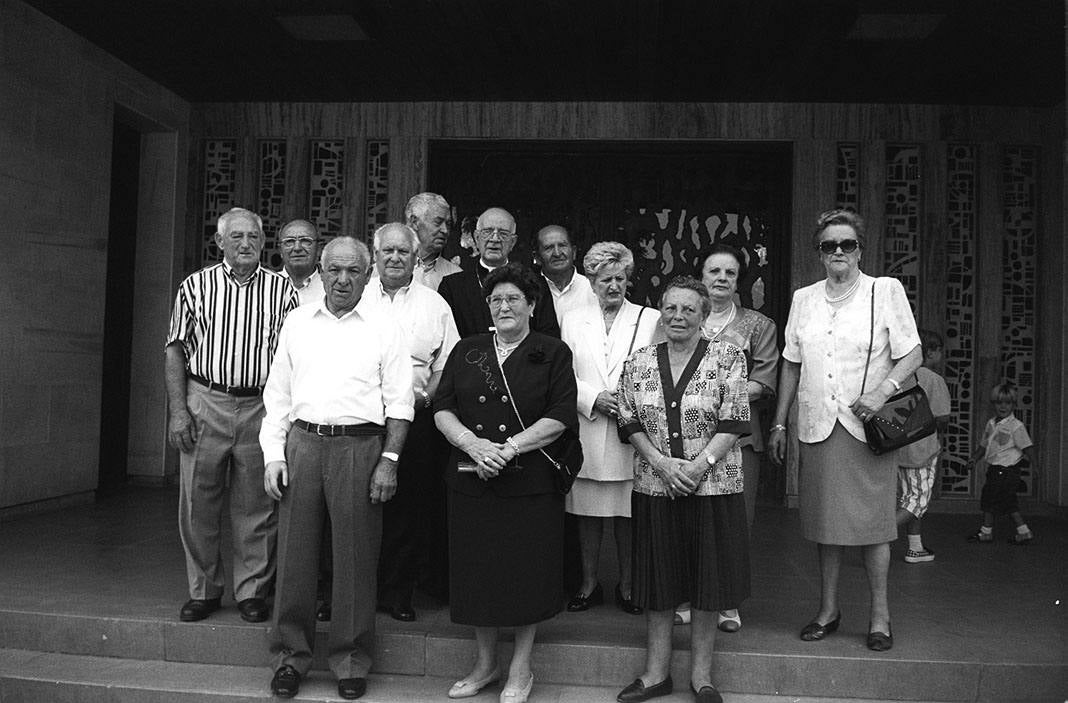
561, 300, 660, 482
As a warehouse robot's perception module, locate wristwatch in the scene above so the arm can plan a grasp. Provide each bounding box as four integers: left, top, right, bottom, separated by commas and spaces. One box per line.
705, 453, 718, 467
381, 451, 400, 462
418, 389, 431, 409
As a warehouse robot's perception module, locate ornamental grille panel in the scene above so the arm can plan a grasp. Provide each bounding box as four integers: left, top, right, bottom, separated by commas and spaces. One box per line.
308, 140, 345, 240
365, 140, 390, 243
884, 145, 921, 308
257, 140, 287, 270
201, 139, 238, 265
836, 143, 859, 211
942, 144, 978, 496
1000, 146, 1038, 496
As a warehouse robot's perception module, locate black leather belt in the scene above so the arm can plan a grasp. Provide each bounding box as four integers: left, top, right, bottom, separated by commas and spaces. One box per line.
189, 374, 262, 397
294, 419, 385, 437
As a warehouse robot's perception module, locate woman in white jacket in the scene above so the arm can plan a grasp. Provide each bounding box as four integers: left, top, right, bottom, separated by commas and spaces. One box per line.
560, 241, 661, 615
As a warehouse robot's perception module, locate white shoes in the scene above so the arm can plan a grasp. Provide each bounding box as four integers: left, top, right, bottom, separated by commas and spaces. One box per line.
448, 668, 501, 699
500, 672, 534, 703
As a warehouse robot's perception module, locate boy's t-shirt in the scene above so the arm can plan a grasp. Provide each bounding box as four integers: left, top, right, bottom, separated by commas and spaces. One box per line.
897, 366, 951, 467
981, 413, 1032, 467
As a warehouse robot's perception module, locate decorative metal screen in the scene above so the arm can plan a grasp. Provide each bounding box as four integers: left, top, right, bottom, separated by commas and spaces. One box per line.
1001, 146, 1038, 496
941, 144, 978, 496
365, 139, 390, 242
258, 140, 287, 269
836, 143, 859, 210
884, 145, 922, 307
308, 140, 345, 240
201, 139, 238, 265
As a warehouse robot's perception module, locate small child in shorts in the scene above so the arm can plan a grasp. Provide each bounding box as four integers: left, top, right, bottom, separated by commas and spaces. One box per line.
965, 382, 1036, 545
895, 330, 951, 563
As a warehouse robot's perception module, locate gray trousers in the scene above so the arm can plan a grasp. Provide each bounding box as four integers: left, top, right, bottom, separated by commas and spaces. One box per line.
269, 426, 383, 679
178, 383, 276, 601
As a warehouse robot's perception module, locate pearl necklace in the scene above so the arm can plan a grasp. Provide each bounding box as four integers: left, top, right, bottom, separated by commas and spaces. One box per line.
494, 334, 523, 359
706, 301, 736, 338
824, 275, 861, 303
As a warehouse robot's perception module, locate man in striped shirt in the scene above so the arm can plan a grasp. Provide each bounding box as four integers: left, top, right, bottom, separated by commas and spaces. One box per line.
165, 207, 298, 624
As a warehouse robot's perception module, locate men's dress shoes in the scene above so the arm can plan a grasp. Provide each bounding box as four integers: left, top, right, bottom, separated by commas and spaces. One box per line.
377, 602, 416, 622
270, 665, 301, 698
866, 623, 893, 652
237, 597, 269, 623
617, 676, 673, 703
179, 597, 220, 622
799, 611, 841, 641
691, 683, 723, 703
337, 677, 367, 700
566, 583, 604, 612
317, 601, 332, 621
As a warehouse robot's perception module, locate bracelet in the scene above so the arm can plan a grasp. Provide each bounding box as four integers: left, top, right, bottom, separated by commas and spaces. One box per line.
455, 429, 472, 444
884, 377, 901, 392
505, 436, 520, 454
418, 389, 431, 408
770, 424, 787, 433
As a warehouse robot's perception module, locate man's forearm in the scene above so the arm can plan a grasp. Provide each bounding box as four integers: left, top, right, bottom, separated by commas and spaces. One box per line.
382, 418, 410, 456
164, 344, 189, 411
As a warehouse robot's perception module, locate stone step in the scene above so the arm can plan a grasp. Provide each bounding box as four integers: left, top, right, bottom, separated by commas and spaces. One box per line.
1, 609, 1063, 701
0, 648, 974, 703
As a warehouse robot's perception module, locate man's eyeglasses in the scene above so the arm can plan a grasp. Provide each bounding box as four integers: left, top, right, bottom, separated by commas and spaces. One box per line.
280, 237, 318, 249
486, 294, 526, 308
816, 239, 860, 254
476, 228, 516, 240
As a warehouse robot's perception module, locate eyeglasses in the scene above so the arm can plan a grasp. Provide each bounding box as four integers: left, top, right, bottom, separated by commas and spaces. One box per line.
486, 294, 526, 308
476, 228, 516, 240
816, 239, 860, 254
280, 237, 318, 249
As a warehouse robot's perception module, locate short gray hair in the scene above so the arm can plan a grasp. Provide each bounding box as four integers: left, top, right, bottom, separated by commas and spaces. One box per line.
405, 192, 450, 222
321, 236, 370, 271
583, 241, 634, 278
662, 275, 712, 317
372, 222, 419, 252
278, 219, 319, 240
217, 207, 263, 235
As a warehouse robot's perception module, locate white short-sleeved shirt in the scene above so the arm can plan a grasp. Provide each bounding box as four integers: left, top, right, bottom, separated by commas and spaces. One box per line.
981, 414, 1032, 467
898, 366, 951, 467
783, 273, 921, 444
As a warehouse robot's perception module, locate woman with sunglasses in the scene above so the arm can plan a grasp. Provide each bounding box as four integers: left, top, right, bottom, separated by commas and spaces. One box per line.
768, 209, 921, 652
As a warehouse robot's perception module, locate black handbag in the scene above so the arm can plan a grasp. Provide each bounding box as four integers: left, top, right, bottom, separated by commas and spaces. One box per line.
494, 349, 583, 494
860, 282, 937, 455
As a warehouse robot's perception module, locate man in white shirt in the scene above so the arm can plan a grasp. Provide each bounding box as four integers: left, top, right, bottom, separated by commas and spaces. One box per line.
278, 219, 324, 305
406, 192, 462, 291
260, 236, 413, 701
535, 224, 597, 325
365, 222, 460, 621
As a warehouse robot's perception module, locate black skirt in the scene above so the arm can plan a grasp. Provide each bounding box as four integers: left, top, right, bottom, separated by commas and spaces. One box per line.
448, 487, 564, 627
631, 491, 750, 612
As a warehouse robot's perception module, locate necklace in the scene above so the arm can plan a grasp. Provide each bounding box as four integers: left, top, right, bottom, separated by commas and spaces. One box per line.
824, 275, 861, 303
417, 253, 439, 271
494, 334, 523, 359
706, 301, 736, 338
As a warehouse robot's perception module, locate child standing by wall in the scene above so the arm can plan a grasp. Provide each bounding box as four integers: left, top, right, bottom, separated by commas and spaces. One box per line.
895, 330, 951, 563
965, 382, 1036, 545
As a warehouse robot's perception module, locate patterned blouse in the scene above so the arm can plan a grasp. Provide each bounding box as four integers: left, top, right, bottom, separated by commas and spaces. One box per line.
617, 339, 751, 497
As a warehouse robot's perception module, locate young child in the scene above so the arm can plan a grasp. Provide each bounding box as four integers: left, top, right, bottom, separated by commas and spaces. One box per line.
965, 382, 1036, 545
895, 330, 951, 563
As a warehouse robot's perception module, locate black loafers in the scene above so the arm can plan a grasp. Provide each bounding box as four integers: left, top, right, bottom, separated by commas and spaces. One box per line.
270, 665, 301, 698
338, 677, 367, 700
179, 597, 221, 622
566, 583, 604, 612
237, 597, 269, 623
799, 611, 841, 641
614, 584, 643, 615
617, 676, 673, 703
377, 602, 416, 622
867, 624, 893, 651
691, 683, 723, 703
316, 601, 332, 621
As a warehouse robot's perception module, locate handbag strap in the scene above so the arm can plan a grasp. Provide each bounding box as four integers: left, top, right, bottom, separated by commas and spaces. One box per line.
493, 340, 562, 469
626, 307, 647, 357
860, 281, 875, 395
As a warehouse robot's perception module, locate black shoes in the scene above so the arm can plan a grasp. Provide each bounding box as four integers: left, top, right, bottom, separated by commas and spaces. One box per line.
691, 683, 723, 703
377, 601, 416, 622
614, 584, 643, 615
179, 597, 221, 622
317, 601, 332, 621
237, 597, 269, 623
799, 611, 841, 641
867, 623, 893, 651
270, 665, 301, 698
617, 676, 673, 702
338, 677, 367, 699
566, 583, 604, 612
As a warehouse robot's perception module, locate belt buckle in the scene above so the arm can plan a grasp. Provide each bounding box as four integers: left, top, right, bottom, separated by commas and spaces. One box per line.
315, 423, 329, 437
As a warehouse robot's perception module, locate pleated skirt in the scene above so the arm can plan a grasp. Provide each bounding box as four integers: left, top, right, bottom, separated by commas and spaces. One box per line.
798, 421, 897, 545
448, 488, 564, 627
630, 491, 750, 612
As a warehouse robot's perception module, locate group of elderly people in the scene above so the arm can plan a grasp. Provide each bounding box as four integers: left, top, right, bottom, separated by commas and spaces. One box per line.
168, 199, 920, 703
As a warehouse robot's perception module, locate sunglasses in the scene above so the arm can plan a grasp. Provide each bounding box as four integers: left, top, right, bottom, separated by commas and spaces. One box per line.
817, 239, 859, 254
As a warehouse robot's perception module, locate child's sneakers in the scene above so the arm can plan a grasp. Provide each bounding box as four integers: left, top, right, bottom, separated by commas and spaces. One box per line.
966, 530, 994, 543
1008, 530, 1034, 545
904, 547, 935, 563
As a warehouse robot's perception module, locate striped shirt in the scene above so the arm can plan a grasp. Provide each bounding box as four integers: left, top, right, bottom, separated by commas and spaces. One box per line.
166, 262, 298, 388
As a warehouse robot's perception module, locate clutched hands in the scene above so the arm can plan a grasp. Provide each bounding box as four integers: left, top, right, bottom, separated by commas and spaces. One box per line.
656, 455, 697, 498
458, 434, 511, 481
594, 390, 619, 419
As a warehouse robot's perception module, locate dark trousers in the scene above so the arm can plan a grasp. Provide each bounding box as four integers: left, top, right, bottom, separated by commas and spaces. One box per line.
379, 407, 446, 605
269, 427, 383, 678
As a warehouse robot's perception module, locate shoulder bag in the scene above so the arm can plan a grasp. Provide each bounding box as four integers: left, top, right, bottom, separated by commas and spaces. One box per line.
860, 281, 936, 455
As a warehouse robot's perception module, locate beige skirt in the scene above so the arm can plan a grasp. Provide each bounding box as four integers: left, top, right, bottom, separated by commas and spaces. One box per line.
798, 421, 897, 545
565, 477, 632, 518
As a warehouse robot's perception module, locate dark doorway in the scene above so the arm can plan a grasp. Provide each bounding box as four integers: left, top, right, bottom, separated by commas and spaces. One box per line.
98, 120, 140, 493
